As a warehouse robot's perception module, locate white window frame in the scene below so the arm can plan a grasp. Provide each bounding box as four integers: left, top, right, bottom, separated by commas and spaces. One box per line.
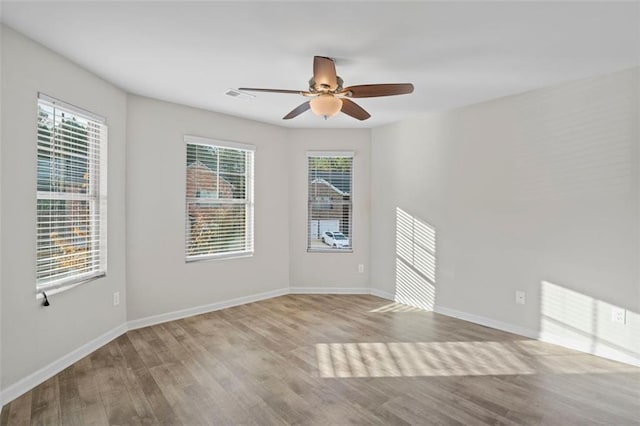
36, 93, 108, 293
184, 135, 255, 261
307, 151, 354, 253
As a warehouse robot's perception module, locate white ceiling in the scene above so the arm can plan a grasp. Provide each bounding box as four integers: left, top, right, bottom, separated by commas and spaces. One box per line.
2, 1, 639, 129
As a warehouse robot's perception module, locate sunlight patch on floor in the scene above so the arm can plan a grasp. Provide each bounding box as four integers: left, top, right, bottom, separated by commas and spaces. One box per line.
315, 340, 637, 378
369, 302, 425, 313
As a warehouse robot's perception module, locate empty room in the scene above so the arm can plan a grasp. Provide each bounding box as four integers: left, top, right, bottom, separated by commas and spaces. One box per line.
1, 1, 639, 425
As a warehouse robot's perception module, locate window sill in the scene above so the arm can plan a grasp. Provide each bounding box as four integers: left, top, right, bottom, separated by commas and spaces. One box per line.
36, 272, 105, 299
186, 251, 254, 263
307, 249, 354, 254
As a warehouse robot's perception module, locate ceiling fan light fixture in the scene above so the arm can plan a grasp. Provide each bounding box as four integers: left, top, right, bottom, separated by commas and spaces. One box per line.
310, 94, 342, 118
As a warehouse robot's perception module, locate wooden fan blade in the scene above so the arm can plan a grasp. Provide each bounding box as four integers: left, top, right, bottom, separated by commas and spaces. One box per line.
342, 83, 414, 98
341, 98, 371, 121
313, 56, 338, 91
283, 101, 311, 120
239, 88, 305, 95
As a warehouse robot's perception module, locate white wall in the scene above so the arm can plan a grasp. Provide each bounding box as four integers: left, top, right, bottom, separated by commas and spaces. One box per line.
288, 129, 371, 290
371, 68, 640, 365
1, 26, 128, 390
126, 95, 290, 321
0, 17, 4, 396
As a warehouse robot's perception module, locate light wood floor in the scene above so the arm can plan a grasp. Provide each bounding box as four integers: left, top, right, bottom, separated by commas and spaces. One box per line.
2, 294, 639, 425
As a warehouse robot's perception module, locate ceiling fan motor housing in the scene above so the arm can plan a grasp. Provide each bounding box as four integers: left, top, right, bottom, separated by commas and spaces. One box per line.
309, 76, 344, 94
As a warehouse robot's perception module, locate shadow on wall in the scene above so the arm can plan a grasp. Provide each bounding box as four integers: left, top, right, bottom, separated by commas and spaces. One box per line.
540, 280, 640, 365
394, 207, 437, 310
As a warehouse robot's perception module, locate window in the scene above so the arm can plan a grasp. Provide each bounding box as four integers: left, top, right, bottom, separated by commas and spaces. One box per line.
36, 94, 107, 291
185, 136, 254, 260
307, 152, 353, 252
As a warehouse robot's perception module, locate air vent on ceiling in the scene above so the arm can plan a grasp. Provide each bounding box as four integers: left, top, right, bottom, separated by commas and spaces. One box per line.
225, 89, 255, 100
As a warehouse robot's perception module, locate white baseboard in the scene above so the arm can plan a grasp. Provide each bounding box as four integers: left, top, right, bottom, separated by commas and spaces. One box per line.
538, 331, 640, 368
434, 305, 539, 339
288, 287, 396, 301
369, 288, 395, 300
434, 305, 640, 368
289, 286, 370, 295
0, 323, 127, 406
127, 287, 289, 330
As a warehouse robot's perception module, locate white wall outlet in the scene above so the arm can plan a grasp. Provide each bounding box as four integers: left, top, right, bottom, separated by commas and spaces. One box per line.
358, 264, 364, 273
515, 291, 526, 305
611, 307, 626, 324
113, 291, 120, 306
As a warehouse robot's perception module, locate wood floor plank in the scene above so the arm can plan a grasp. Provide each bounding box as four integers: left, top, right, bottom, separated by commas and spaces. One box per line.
163, 320, 289, 425
57, 365, 85, 426
383, 392, 467, 425
71, 356, 110, 426
2, 294, 639, 425
29, 376, 60, 426
1, 392, 31, 426
115, 335, 179, 425
90, 341, 146, 425
0, 407, 8, 426
0, 406, 8, 426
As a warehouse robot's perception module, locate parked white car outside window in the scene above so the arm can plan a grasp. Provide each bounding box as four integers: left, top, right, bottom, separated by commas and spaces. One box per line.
322, 231, 350, 248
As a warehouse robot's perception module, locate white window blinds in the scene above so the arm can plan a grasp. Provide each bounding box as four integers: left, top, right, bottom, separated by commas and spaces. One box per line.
36, 94, 108, 290
307, 152, 353, 252
185, 136, 254, 260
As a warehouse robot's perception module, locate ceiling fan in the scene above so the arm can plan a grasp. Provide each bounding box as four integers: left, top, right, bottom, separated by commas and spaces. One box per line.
238, 56, 414, 121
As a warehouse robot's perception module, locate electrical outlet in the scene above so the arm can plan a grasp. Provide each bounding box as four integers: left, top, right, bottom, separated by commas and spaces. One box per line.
358, 264, 364, 273
515, 291, 526, 305
611, 307, 626, 324
113, 292, 120, 306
